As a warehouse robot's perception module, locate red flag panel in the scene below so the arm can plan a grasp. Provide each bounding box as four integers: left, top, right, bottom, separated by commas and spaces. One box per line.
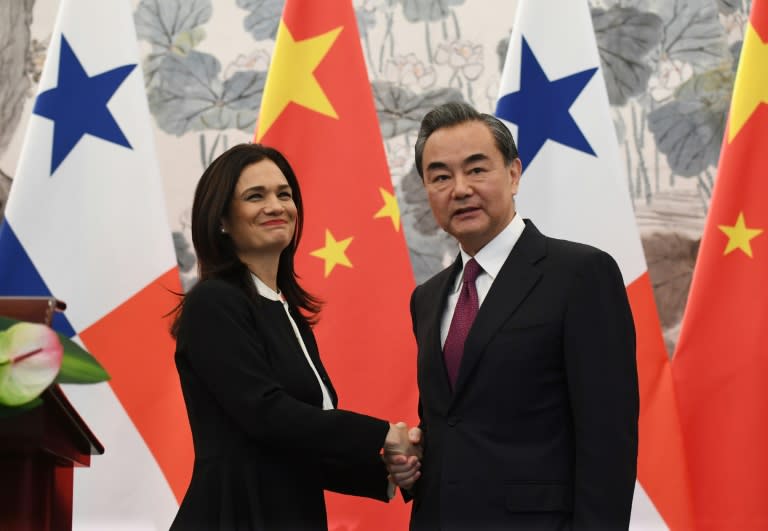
80, 267, 192, 502
256, 1, 418, 529
674, 2, 768, 528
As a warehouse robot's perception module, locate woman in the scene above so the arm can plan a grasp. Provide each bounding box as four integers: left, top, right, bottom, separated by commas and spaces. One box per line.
170, 144, 417, 530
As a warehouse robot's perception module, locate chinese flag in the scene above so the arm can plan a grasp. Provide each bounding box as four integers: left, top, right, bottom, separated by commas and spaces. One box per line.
254, 1, 417, 530
673, 1, 768, 529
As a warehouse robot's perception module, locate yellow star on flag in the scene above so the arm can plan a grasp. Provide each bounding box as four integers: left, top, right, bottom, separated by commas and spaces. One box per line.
718, 212, 763, 257
256, 20, 343, 140
310, 229, 354, 277
373, 188, 401, 231
727, 22, 768, 142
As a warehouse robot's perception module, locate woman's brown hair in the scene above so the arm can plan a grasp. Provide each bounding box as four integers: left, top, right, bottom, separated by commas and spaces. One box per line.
170, 143, 321, 337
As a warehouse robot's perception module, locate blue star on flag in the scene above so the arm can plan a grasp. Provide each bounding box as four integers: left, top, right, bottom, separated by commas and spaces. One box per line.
496, 37, 597, 171
33, 35, 136, 175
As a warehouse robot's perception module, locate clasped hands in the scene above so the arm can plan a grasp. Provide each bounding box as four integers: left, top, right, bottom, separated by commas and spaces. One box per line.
383, 421, 422, 491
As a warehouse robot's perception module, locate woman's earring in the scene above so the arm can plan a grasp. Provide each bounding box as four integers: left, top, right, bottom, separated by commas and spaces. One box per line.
220, 226, 226, 234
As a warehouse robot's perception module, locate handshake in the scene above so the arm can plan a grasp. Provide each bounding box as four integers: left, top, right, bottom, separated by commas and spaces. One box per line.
382, 422, 423, 491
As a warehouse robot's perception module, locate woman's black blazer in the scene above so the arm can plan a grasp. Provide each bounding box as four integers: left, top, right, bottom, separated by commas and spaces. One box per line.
170, 278, 390, 530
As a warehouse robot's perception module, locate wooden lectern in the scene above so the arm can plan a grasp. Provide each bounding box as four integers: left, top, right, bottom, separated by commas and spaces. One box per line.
0, 297, 104, 531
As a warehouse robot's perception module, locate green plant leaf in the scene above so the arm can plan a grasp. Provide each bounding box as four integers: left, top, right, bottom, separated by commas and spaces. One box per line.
0, 397, 43, 418
0, 316, 109, 384
0, 316, 18, 330
56, 335, 110, 384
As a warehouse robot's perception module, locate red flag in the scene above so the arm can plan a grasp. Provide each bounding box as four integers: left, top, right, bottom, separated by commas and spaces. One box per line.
255, 1, 417, 529
673, 1, 768, 528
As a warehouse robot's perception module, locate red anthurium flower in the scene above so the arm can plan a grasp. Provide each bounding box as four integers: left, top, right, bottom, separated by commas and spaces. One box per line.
0, 322, 63, 406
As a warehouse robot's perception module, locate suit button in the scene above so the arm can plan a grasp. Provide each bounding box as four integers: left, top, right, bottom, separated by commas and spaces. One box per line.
447, 416, 460, 427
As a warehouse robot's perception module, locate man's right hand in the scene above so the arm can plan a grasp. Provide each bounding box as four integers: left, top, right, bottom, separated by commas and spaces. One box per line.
383, 422, 423, 491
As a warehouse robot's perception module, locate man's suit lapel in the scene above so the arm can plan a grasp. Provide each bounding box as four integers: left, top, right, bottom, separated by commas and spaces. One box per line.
451, 221, 547, 399
424, 256, 462, 403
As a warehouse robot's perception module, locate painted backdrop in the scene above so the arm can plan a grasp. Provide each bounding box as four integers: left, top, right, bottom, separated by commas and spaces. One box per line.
0, 0, 749, 527
1, 0, 748, 353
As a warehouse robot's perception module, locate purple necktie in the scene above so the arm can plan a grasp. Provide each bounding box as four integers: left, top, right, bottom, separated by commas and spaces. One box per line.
443, 258, 482, 389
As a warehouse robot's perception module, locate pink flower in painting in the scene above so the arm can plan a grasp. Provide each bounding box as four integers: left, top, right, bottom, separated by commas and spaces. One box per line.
434, 40, 484, 81
0, 323, 63, 406
649, 58, 694, 102
224, 49, 271, 79
386, 143, 412, 185
384, 53, 437, 89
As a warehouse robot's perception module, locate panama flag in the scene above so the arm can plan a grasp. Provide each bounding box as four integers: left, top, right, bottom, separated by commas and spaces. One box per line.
674, 1, 768, 528
496, 1, 692, 529
255, 0, 417, 529
0, 0, 191, 528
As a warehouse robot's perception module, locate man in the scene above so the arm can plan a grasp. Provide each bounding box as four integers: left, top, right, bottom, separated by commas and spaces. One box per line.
387, 102, 638, 530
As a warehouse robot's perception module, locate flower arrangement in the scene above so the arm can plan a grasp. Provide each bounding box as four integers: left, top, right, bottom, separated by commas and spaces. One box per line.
0, 316, 109, 415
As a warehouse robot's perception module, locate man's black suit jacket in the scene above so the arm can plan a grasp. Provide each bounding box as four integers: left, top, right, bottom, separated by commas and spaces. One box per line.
408, 220, 639, 531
